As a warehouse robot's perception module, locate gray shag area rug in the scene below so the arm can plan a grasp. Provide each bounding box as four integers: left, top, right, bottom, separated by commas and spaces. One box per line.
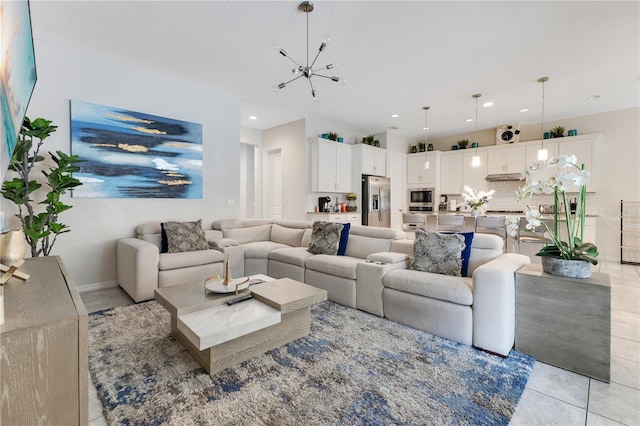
89, 300, 533, 425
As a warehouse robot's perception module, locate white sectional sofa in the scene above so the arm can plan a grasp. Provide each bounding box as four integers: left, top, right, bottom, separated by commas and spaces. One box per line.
117, 218, 529, 356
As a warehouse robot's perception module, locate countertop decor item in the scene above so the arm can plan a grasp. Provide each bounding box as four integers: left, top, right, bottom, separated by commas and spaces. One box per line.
273, 2, 342, 101
461, 185, 495, 216
346, 192, 357, 212
513, 154, 598, 277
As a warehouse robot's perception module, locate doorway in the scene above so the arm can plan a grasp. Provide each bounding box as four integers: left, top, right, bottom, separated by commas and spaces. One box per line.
266, 149, 283, 219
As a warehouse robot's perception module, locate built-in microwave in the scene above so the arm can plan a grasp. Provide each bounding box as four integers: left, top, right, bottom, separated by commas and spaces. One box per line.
409, 188, 434, 204
408, 188, 435, 212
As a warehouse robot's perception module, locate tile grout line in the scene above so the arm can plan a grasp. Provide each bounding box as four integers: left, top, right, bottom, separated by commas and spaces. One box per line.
584, 379, 591, 426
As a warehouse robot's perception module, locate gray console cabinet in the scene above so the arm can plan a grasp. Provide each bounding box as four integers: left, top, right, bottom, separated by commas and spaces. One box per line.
515, 263, 610, 382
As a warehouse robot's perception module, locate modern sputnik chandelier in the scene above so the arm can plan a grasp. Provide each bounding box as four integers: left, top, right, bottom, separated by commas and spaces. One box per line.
273, 1, 341, 101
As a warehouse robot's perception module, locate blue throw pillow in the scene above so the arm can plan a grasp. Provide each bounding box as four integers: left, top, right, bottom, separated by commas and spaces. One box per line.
337, 223, 351, 256
442, 231, 474, 276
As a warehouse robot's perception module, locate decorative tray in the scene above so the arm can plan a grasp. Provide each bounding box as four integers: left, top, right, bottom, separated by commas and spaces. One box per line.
205, 277, 250, 293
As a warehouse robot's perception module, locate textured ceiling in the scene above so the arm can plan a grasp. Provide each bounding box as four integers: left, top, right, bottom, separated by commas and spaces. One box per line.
29, 1, 640, 140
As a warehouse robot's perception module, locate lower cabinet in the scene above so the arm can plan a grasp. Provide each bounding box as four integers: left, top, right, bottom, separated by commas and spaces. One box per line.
0, 256, 88, 425
307, 213, 361, 225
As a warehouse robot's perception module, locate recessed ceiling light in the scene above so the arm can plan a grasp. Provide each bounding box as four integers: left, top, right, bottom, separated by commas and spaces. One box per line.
519, 108, 529, 113
587, 95, 601, 100
249, 116, 257, 120
391, 114, 399, 118
422, 127, 430, 131
466, 118, 474, 123
483, 102, 494, 107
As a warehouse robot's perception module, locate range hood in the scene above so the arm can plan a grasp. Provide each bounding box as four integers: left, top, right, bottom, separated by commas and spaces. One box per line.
485, 173, 522, 182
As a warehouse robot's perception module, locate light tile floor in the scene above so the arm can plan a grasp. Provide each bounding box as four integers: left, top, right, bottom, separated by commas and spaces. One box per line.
81, 261, 640, 425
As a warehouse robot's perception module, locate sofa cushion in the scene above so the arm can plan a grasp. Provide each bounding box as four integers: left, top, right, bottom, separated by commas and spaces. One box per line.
305, 254, 363, 280
344, 234, 392, 260
158, 249, 224, 271
161, 220, 208, 253
337, 223, 351, 256
139, 233, 162, 250
270, 224, 305, 247
243, 241, 289, 259
442, 231, 474, 277
383, 269, 473, 306
412, 230, 464, 276
223, 224, 272, 244
308, 221, 344, 255
269, 247, 314, 267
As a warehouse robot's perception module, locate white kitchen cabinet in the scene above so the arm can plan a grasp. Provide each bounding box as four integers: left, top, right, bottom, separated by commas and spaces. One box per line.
525, 141, 558, 167
440, 151, 463, 194
407, 152, 439, 185
487, 145, 525, 175
558, 136, 596, 191
388, 151, 407, 230
462, 150, 488, 191
353, 144, 386, 176
309, 138, 352, 192
307, 213, 361, 225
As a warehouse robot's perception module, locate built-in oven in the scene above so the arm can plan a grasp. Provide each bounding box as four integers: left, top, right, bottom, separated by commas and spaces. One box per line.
408, 188, 434, 212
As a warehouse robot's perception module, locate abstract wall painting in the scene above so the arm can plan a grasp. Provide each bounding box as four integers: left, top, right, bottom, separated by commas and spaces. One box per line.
1, 0, 37, 182
71, 100, 203, 198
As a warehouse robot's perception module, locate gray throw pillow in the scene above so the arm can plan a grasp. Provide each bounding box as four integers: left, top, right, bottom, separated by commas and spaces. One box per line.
411, 229, 465, 276
162, 220, 209, 253
308, 221, 344, 255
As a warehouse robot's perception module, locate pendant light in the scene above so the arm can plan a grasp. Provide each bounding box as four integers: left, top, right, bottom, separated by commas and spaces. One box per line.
423, 106, 430, 169
471, 93, 481, 167
537, 76, 550, 161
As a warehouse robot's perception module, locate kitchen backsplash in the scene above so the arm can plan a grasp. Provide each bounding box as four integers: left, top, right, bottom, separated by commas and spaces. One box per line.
444, 180, 598, 215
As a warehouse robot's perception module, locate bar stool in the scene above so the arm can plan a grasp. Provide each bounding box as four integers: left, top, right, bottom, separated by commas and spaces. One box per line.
437, 214, 465, 232
514, 217, 553, 254
475, 215, 507, 251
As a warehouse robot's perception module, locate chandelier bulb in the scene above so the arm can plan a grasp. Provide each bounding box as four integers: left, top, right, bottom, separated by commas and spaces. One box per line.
322, 35, 332, 44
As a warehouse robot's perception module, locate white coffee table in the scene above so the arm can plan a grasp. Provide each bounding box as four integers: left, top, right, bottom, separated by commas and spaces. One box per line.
155, 275, 327, 376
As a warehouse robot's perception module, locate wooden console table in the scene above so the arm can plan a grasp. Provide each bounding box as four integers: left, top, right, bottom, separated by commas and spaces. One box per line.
515, 264, 610, 382
0, 256, 88, 425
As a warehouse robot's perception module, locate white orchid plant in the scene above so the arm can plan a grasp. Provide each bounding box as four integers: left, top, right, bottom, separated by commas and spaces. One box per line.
461, 185, 495, 211
512, 154, 598, 264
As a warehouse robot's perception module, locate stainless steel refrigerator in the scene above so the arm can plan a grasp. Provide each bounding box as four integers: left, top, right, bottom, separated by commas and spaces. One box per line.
362, 175, 391, 227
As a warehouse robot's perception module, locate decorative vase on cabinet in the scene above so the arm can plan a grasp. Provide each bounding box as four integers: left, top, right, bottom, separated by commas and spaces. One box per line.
541, 257, 592, 279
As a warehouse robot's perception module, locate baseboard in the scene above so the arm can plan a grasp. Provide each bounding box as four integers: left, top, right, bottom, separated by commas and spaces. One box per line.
78, 280, 119, 293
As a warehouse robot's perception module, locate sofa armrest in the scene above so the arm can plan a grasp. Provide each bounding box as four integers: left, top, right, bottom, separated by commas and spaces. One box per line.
357, 258, 409, 317
472, 253, 530, 356
204, 229, 223, 240
367, 251, 410, 265
117, 238, 160, 303
207, 237, 239, 249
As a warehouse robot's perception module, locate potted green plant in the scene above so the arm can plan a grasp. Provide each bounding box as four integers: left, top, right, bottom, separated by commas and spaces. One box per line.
550, 126, 565, 138
418, 141, 426, 152
327, 132, 339, 141
1, 117, 83, 257
457, 139, 469, 149
363, 135, 375, 145
508, 155, 598, 278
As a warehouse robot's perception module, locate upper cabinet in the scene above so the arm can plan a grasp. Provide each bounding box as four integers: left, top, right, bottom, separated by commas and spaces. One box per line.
558, 136, 597, 191
487, 145, 526, 175
309, 138, 353, 192
440, 151, 463, 194
407, 152, 439, 186
353, 144, 386, 176
462, 150, 488, 191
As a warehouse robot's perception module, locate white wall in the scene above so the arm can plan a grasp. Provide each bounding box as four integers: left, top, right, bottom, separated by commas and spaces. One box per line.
1, 40, 241, 289
262, 119, 306, 220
